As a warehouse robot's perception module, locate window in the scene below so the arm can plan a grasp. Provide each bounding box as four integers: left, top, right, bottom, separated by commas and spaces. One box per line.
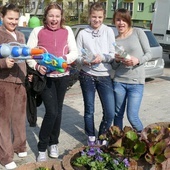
123, 2, 133, 15
111, 2, 115, 11
138, 3, 144, 11
38, 2, 43, 9
68, 2, 72, 9
79, 2, 83, 13
150, 3, 155, 12
32, 2, 35, 9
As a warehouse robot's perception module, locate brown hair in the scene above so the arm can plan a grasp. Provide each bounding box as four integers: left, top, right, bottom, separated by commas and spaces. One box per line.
113, 8, 132, 27
43, 2, 65, 28
1, 3, 20, 17
89, 2, 106, 17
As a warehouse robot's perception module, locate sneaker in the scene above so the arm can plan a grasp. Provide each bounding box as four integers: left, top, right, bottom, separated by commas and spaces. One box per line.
48, 145, 59, 158
96, 139, 108, 146
37, 151, 47, 162
87, 136, 96, 146
5, 161, 17, 170
101, 140, 108, 146
18, 152, 27, 158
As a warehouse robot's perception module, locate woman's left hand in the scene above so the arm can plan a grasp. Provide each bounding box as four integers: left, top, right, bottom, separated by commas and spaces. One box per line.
28, 74, 33, 82
122, 56, 139, 66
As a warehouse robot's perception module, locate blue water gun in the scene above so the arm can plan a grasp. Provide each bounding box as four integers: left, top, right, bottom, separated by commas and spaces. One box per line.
35, 53, 68, 73
0, 42, 44, 60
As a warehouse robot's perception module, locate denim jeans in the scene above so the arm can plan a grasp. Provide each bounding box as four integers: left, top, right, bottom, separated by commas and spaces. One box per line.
113, 81, 144, 132
79, 70, 115, 137
38, 76, 70, 152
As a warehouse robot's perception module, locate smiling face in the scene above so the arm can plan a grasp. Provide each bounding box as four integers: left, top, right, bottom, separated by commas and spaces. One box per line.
90, 10, 104, 29
46, 8, 61, 30
114, 15, 129, 34
2, 10, 19, 32
113, 9, 132, 35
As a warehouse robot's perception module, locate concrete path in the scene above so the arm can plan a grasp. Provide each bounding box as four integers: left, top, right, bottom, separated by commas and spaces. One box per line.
0, 74, 170, 169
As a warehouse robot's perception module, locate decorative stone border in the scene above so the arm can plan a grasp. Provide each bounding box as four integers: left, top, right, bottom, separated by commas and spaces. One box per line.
16, 160, 62, 170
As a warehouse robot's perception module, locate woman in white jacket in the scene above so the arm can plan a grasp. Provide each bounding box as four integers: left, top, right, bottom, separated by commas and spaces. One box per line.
27, 2, 78, 162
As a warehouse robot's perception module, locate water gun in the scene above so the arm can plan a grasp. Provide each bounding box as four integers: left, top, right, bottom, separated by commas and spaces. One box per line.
0, 42, 44, 60
35, 53, 68, 73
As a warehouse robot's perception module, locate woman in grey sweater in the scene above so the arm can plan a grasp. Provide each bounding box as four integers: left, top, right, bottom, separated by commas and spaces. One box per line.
112, 9, 152, 132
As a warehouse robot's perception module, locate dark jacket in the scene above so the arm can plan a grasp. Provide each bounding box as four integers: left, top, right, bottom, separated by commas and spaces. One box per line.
25, 65, 46, 127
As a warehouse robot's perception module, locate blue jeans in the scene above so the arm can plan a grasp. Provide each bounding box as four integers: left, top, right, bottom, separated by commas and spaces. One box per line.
113, 82, 144, 132
79, 70, 115, 137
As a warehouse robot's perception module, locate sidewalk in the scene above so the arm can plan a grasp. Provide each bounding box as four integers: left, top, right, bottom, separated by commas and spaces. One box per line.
1, 76, 170, 169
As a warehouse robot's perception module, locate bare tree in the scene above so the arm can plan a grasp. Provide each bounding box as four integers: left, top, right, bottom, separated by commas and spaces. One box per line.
8, 0, 30, 15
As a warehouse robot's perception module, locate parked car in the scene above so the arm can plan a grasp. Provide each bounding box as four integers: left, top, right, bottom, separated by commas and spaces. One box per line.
71, 24, 165, 79
16, 26, 33, 43
16, 26, 79, 88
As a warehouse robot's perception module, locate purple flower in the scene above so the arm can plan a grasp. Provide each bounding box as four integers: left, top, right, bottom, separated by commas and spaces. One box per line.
123, 158, 130, 167
96, 147, 103, 154
87, 148, 96, 156
80, 150, 86, 156
95, 155, 103, 162
113, 159, 119, 165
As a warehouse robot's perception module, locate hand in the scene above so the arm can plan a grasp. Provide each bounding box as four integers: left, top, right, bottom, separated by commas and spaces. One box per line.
115, 54, 124, 63
37, 65, 47, 75
91, 54, 102, 64
28, 74, 33, 82
122, 56, 139, 67
83, 59, 91, 65
6, 58, 15, 68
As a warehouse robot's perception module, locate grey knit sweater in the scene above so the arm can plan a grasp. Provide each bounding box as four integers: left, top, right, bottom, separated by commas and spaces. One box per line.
112, 28, 152, 84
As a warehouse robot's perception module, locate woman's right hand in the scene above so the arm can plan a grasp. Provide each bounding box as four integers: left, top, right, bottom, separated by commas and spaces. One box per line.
115, 54, 124, 63
37, 65, 47, 75
6, 58, 15, 68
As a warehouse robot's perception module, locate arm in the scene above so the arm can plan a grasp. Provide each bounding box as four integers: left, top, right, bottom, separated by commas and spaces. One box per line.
101, 27, 115, 62
76, 31, 86, 65
65, 26, 78, 64
26, 27, 43, 70
137, 28, 152, 64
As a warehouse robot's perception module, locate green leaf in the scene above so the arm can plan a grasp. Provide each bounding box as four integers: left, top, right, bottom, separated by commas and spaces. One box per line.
149, 141, 166, 155
134, 141, 146, 154
155, 154, 166, 164
126, 131, 138, 141
115, 146, 125, 155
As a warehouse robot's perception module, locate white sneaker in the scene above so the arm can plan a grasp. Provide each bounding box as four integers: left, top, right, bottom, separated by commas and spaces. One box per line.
48, 144, 59, 158
5, 161, 17, 170
87, 136, 96, 146
18, 152, 27, 158
37, 151, 47, 162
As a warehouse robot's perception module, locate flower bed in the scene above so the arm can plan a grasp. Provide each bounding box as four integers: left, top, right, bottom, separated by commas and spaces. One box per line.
62, 123, 170, 170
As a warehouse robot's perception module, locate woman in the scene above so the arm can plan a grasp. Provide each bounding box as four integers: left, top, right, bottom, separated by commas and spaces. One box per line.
112, 9, 152, 132
76, 2, 115, 145
0, 4, 27, 170
26, 2, 78, 162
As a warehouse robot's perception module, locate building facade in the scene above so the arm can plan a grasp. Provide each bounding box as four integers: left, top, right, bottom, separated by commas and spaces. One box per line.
0, 0, 156, 26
